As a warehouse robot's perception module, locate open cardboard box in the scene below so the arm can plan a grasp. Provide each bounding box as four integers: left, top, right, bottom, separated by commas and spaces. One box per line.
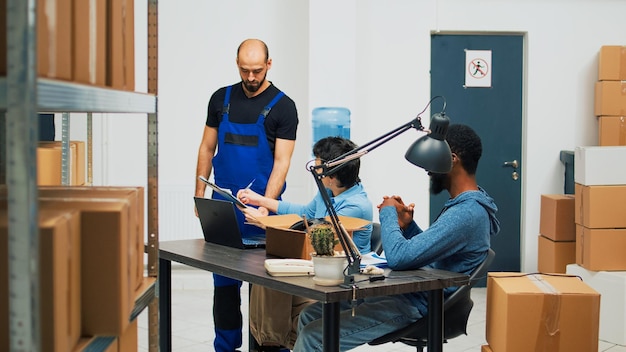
254, 214, 370, 260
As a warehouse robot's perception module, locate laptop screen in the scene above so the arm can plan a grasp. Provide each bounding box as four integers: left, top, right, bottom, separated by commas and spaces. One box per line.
194, 197, 264, 249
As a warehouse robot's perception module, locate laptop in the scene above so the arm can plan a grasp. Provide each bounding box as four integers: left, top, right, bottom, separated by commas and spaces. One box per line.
194, 197, 265, 249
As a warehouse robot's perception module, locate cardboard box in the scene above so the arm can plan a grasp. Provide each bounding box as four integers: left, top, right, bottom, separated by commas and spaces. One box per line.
37, 146, 64, 185
595, 81, 626, 116
598, 45, 626, 81
567, 263, 626, 345
538, 235, 575, 274
117, 319, 138, 352
575, 183, 626, 228
576, 225, 626, 271
36, 197, 134, 336
38, 186, 145, 291
0, 0, 73, 79
73, 0, 107, 85
598, 116, 626, 146
539, 194, 575, 241
107, 0, 135, 90
37, 141, 86, 186
486, 272, 600, 352
481, 345, 493, 352
37, 0, 73, 80
1, 210, 81, 352
574, 146, 626, 186
256, 214, 370, 260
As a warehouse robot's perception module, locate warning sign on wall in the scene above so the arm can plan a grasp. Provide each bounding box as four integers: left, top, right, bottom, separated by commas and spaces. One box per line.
465, 50, 492, 88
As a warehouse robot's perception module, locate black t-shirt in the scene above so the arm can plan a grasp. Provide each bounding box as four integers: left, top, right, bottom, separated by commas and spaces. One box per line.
206, 82, 299, 152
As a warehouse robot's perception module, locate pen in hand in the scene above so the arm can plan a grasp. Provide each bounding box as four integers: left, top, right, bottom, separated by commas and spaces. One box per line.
245, 178, 255, 190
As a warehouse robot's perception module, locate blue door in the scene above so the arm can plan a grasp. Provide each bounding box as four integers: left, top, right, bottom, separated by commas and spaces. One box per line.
430, 34, 524, 275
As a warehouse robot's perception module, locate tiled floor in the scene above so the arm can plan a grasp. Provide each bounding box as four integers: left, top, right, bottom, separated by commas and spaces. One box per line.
138, 265, 626, 352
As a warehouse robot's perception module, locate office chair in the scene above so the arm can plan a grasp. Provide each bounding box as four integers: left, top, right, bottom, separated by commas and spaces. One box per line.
368, 248, 496, 351
370, 222, 383, 255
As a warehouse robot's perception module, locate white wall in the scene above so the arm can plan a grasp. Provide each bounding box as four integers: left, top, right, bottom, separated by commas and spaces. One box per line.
81, 0, 626, 272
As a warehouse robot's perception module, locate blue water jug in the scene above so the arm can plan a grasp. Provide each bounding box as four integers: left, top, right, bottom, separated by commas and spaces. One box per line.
312, 107, 351, 149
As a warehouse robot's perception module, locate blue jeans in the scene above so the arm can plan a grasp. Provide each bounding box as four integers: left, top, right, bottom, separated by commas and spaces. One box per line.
293, 294, 425, 351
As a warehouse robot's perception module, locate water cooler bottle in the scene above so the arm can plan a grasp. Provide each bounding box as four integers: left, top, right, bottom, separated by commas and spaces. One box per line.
311, 107, 351, 149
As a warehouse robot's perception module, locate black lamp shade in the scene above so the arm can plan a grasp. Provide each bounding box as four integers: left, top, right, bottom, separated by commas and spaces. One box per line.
404, 113, 452, 173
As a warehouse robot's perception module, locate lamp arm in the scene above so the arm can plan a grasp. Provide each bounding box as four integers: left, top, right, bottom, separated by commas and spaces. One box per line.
317, 117, 425, 176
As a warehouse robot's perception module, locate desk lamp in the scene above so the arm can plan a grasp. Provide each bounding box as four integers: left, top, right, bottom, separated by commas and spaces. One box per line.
309, 98, 453, 285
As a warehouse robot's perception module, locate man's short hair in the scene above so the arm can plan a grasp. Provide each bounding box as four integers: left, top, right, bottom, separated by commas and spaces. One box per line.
446, 124, 482, 175
313, 136, 360, 188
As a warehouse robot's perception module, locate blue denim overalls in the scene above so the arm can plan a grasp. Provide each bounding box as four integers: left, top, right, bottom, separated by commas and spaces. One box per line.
211, 84, 285, 352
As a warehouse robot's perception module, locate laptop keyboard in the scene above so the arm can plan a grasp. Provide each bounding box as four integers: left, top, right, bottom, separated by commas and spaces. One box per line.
242, 237, 265, 247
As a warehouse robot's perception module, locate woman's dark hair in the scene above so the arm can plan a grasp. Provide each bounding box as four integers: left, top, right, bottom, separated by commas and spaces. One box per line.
312, 136, 360, 188
446, 124, 482, 175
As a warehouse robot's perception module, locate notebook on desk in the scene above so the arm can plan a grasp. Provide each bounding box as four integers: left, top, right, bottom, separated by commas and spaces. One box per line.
194, 197, 265, 249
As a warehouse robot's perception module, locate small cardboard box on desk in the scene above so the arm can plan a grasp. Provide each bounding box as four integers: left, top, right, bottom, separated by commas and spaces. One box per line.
486, 272, 600, 352
254, 214, 370, 260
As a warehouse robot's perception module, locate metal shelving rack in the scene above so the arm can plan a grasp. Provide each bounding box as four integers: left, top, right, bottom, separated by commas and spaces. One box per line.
2, 0, 160, 350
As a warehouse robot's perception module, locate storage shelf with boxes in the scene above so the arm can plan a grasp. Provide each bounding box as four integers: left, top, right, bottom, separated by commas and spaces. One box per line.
1, 0, 159, 350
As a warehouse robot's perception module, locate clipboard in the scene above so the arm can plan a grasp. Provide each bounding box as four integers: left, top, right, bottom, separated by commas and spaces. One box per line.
198, 176, 248, 209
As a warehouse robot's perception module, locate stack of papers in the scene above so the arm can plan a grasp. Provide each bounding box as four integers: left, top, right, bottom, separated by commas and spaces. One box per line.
360, 251, 387, 268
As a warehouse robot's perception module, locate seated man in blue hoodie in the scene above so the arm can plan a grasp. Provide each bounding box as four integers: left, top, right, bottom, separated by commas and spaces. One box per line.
293, 124, 500, 351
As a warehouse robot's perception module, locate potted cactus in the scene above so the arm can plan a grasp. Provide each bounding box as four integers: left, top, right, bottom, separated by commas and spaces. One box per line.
307, 221, 348, 286
309, 222, 338, 256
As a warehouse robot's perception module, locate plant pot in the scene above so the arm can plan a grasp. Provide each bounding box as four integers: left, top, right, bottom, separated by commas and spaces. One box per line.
311, 254, 348, 286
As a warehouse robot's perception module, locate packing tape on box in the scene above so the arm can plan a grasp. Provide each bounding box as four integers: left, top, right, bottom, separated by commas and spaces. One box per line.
621, 46, 626, 78
620, 116, 626, 145
529, 274, 562, 351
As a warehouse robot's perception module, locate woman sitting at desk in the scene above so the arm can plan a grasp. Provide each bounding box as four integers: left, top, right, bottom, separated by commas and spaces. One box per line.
237, 136, 373, 351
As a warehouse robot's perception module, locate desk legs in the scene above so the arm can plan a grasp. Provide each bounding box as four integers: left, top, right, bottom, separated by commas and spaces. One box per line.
159, 258, 172, 352
427, 288, 444, 352
322, 302, 340, 352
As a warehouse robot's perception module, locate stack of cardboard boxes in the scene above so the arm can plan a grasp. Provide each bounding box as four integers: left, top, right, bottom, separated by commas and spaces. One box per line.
537, 194, 576, 273
0, 0, 135, 91
595, 45, 626, 146
0, 187, 145, 351
564, 45, 626, 346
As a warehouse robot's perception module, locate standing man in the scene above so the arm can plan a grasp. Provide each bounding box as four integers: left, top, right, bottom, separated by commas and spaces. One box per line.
195, 38, 299, 352
293, 124, 500, 351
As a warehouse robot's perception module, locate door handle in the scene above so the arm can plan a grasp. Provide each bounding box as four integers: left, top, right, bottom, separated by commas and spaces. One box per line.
503, 160, 518, 169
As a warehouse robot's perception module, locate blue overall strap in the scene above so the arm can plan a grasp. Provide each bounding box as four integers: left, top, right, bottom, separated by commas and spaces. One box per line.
222, 85, 233, 117
259, 91, 285, 119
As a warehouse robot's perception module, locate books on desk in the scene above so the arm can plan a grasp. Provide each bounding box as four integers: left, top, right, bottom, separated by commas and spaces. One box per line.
360, 251, 387, 268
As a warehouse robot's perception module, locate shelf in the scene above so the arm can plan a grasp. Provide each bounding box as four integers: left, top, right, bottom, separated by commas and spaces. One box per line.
75, 277, 157, 351
0, 78, 157, 113
131, 277, 157, 321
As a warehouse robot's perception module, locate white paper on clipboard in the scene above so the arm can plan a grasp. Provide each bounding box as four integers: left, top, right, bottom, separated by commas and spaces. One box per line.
198, 176, 248, 209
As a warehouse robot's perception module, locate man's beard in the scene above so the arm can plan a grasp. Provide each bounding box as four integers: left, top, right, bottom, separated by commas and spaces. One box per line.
430, 173, 448, 195
243, 75, 266, 93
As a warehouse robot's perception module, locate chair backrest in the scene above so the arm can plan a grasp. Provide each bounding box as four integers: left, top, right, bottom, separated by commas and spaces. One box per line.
370, 222, 383, 255
444, 248, 496, 308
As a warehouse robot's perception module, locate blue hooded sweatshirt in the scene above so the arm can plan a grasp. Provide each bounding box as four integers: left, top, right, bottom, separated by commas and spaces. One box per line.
379, 187, 500, 313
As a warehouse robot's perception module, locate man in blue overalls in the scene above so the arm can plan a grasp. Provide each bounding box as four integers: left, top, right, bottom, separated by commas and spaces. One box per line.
195, 38, 299, 352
